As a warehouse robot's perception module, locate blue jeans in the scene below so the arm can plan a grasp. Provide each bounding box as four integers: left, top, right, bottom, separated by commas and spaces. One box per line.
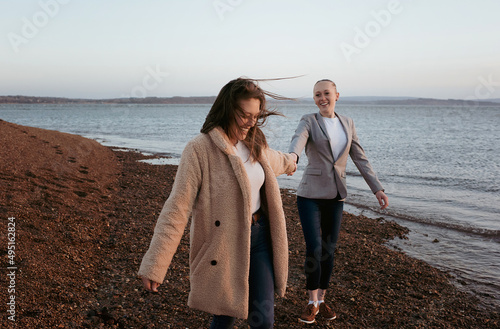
210, 214, 275, 329
297, 196, 343, 291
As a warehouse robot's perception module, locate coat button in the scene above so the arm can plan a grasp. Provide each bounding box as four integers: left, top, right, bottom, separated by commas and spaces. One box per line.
215, 220, 220, 226
211, 260, 217, 266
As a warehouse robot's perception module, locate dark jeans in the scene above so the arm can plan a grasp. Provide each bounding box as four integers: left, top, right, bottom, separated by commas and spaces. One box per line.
210, 214, 275, 329
297, 196, 343, 291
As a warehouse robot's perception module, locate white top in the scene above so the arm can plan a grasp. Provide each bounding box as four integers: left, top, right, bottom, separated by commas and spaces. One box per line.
233, 141, 265, 213
323, 116, 347, 160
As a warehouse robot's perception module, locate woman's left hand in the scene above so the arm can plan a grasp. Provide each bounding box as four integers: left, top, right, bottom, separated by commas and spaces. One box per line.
141, 277, 161, 292
375, 190, 389, 210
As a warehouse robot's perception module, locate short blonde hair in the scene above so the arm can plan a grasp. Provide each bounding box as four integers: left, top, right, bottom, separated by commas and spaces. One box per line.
315, 79, 337, 89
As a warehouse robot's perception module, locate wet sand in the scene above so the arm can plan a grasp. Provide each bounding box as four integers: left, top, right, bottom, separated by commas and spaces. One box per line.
1, 120, 498, 328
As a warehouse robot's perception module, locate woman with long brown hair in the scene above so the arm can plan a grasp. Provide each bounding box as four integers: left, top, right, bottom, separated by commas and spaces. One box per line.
138, 77, 297, 328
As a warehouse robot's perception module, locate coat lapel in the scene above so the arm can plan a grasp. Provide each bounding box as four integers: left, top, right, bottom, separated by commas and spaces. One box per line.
208, 128, 252, 220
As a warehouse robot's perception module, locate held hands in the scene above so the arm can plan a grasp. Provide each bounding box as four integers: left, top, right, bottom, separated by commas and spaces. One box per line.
141, 277, 161, 292
287, 153, 298, 176
288, 162, 297, 176
375, 190, 389, 210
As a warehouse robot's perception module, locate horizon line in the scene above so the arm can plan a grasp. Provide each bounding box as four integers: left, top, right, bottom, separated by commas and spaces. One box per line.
1, 95, 500, 103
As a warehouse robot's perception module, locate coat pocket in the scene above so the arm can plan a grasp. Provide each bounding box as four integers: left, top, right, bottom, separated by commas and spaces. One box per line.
305, 168, 322, 176
190, 241, 210, 277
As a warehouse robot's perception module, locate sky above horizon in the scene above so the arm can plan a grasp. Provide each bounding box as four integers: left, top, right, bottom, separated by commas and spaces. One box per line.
1, 0, 499, 100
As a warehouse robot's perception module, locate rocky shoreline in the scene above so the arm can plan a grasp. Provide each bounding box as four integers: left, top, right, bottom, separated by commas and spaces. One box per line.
1, 120, 498, 328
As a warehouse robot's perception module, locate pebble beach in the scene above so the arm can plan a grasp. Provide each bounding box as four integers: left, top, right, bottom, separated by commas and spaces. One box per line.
1, 119, 498, 328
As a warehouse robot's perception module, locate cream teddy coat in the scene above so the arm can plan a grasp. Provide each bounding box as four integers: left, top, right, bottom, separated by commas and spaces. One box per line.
138, 127, 296, 319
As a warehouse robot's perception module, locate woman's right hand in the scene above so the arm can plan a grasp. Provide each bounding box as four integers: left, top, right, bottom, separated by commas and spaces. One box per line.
141, 277, 161, 292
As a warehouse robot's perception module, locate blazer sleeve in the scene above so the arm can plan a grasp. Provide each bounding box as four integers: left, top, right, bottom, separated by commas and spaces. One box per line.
288, 115, 310, 161
138, 140, 202, 284
265, 148, 296, 177
349, 122, 384, 194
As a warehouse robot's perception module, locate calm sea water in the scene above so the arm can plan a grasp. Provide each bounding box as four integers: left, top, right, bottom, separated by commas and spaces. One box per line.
1, 103, 499, 309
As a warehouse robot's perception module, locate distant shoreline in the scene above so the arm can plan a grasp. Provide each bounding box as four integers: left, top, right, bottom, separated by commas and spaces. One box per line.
1, 95, 499, 106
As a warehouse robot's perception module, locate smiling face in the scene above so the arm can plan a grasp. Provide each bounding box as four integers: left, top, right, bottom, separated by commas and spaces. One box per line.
230, 97, 261, 144
313, 81, 339, 118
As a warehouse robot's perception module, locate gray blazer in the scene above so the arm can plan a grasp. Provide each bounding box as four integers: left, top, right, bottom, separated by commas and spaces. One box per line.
289, 112, 384, 200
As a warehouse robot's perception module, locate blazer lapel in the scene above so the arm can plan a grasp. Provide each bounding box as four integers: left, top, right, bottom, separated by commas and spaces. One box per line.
315, 112, 329, 139
315, 112, 335, 162
336, 114, 351, 160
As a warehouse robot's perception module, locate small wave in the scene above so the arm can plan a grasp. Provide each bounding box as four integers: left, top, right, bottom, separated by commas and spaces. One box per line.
346, 201, 500, 240
376, 172, 498, 194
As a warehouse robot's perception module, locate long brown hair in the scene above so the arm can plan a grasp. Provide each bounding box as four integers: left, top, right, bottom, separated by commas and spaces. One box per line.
201, 77, 287, 161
